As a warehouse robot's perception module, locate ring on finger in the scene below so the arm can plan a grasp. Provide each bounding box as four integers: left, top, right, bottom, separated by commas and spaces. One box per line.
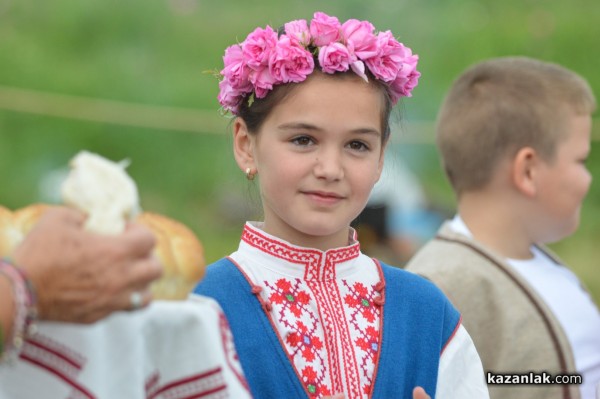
129, 291, 144, 310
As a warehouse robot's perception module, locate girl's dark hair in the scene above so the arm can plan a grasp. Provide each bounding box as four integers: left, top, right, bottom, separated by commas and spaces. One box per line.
237, 69, 394, 144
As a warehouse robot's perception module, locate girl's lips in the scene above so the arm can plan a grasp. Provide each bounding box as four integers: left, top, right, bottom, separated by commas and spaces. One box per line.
302, 191, 345, 205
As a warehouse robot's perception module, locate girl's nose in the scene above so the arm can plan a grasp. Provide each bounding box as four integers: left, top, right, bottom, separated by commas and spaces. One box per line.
313, 149, 344, 181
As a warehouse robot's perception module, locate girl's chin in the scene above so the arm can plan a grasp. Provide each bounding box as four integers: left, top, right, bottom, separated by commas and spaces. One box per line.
295, 225, 349, 243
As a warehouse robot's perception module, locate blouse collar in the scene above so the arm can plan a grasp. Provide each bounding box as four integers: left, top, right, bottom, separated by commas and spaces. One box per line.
236, 222, 362, 281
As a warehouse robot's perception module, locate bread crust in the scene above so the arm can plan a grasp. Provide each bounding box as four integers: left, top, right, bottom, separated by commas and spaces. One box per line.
0, 204, 54, 256
136, 212, 206, 299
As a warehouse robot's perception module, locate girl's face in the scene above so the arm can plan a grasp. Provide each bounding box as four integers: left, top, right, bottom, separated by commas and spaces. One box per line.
234, 73, 386, 250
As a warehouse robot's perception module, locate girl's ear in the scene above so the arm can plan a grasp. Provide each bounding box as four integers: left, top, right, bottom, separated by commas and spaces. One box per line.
511, 147, 539, 197
233, 118, 256, 172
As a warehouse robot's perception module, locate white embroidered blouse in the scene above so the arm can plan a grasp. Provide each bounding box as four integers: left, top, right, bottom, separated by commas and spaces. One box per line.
228, 222, 489, 399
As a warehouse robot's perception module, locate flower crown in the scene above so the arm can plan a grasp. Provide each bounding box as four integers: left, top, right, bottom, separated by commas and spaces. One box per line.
217, 12, 420, 115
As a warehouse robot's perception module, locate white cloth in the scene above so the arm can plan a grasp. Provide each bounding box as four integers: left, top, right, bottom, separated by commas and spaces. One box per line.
437, 325, 490, 399
0, 296, 251, 399
231, 222, 488, 398
450, 214, 600, 399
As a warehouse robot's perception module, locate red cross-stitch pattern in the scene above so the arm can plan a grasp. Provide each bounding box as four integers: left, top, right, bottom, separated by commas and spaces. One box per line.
342, 281, 382, 396
241, 223, 381, 398
266, 278, 331, 397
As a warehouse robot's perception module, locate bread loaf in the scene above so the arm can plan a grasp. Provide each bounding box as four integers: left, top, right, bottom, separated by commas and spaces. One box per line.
136, 212, 205, 299
61, 151, 140, 235
0, 204, 206, 300
0, 203, 53, 256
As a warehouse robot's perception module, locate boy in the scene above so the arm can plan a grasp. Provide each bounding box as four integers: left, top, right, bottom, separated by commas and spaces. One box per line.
406, 57, 600, 399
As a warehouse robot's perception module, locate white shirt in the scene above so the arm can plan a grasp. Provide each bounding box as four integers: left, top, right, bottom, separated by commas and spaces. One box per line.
449, 215, 600, 399
230, 222, 489, 398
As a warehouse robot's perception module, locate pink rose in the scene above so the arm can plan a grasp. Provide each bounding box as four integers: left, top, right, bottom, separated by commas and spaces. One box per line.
364, 31, 406, 83
389, 54, 420, 102
350, 60, 368, 82
249, 66, 279, 98
221, 44, 252, 92
395, 49, 418, 79
341, 19, 378, 60
284, 19, 310, 46
309, 12, 341, 46
269, 35, 314, 83
318, 42, 351, 74
218, 79, 245, 113
242, 26, 278, 69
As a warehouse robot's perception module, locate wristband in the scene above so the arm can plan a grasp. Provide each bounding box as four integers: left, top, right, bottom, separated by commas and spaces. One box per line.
0, 257, 39, 364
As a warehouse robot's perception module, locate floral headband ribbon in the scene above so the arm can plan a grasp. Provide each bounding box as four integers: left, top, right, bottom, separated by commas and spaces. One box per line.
217, 12, 420, 115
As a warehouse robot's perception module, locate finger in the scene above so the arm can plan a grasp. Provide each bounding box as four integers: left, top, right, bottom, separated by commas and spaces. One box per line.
118, 223, 157, 258
93, 288, 153, 319
65, 288, 153, 323
123, 288, 153, 312
50, 206, 88, 226
124, 256, 163, 289
413, 387, 430, 399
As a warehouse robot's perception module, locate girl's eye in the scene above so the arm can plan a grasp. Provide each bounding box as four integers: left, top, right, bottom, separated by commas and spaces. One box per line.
347, 141, 369, 151
291, 136, 314, 146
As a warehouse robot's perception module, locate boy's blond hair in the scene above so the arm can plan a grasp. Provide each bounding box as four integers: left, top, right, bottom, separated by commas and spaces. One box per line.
436, 56, 596, 195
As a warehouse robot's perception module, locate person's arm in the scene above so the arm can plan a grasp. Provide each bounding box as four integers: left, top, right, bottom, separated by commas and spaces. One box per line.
0, 206, 163, 358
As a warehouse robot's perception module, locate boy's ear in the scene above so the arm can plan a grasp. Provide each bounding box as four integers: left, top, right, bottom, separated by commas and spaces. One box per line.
232, 118, 256, 172
511, 147, 538, 197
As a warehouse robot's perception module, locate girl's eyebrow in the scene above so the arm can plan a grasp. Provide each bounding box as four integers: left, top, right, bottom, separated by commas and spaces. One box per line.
351, 128, 382, 137
277, 122, 321, 131
277, 122, 381, 137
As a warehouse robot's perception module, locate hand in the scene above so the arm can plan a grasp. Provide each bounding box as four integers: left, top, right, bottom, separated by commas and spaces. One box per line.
413, 387, 431, 399
13, 207, 163, 323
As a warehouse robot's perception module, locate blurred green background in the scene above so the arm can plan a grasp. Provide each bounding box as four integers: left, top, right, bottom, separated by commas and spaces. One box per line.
0, 0, 598, 301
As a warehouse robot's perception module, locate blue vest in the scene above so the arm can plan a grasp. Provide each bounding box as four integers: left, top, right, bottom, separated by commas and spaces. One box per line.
194, 258, 460, 399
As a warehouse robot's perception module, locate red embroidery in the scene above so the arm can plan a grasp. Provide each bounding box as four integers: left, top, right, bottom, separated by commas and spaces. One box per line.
286, 321, 324, 362
344, 282, 379, 323
302, 366, 332, 398
239, 223, 381, 399
241, 224, 360, 277
242, 226, 322, 265
147, 368, 227, 399
269, 279, 312, 318
20, 334, 94, 399
343, 280, 382, 396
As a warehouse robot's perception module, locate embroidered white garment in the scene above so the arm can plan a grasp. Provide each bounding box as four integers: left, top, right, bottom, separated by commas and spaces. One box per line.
0, 296, 251, 399
230, 222, 489, 399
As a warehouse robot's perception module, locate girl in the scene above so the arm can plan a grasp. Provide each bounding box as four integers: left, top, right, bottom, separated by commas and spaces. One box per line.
194, 12, 488, 399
